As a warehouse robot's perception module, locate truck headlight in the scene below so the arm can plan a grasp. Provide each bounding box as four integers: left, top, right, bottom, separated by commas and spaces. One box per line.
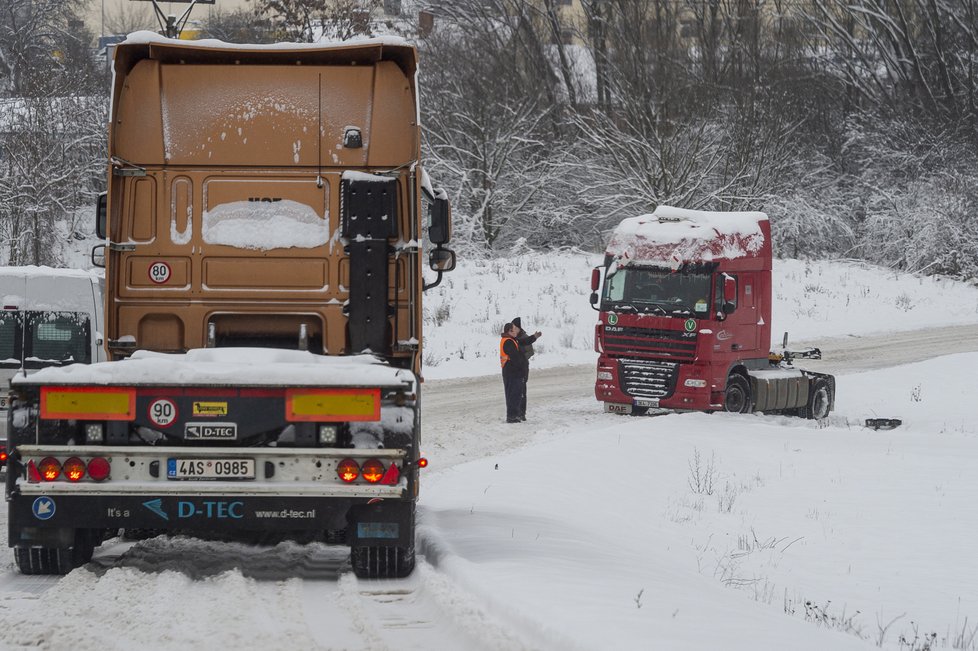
684, 379, 707, 388
597, 371, 613, 381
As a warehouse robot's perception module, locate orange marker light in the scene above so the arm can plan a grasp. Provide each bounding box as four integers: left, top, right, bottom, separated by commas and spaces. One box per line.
417, 457, 428, 469
38, 457, 61, 481
336, 458, 359, 483
361, 459, 385, 484
63, 457, 86, 482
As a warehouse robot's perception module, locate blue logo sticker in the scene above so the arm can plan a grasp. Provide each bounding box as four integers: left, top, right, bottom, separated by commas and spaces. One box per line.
32, 497, 56, 520
143, 498, 169, 521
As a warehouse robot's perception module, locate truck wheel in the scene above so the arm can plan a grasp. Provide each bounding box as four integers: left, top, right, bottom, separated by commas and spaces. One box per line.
350, 544, 416, 579
14, 547, 73, 575
723, 375, 752, 413
14, 528, 95, 575
799, 379, 831, 420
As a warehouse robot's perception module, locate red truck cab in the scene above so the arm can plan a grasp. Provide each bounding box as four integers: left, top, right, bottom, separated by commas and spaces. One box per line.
592, 206, 830, 417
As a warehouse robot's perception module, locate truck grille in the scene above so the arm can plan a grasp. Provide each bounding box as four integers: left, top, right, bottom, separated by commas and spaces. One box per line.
602, 325, 697, 361
619, 359, 680, 399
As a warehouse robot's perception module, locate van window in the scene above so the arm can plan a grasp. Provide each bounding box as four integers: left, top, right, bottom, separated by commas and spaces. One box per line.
0, 311, 91, 367
28, 312, 91, 364
0, 312, 17, 361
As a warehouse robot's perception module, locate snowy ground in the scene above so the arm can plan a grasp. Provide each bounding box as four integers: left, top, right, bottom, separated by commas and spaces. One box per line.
420, 353, 978, 650
1, 253, 976, 650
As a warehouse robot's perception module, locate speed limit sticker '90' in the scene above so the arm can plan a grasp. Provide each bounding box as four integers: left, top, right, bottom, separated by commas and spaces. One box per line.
149, 398, 178, 427
148, 261, 171, 284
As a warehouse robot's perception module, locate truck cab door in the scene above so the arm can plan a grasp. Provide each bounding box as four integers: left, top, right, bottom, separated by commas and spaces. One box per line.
730, 273, 760, 353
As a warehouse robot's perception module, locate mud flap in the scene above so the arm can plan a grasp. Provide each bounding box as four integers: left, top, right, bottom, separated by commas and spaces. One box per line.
348, 500, 415, 548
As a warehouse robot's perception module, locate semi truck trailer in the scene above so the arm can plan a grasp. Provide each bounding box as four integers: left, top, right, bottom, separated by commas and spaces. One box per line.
5, 33, 455, 578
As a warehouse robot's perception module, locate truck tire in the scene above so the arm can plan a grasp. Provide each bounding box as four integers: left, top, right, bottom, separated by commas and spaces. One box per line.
723, 374, 752, 413
350, 544, 416, 579
799, 379, 831, 420
14, 547, 74, 575
14, 528, 95, 575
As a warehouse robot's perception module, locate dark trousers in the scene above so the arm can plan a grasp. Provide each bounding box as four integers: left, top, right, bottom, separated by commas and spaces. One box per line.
519, 368, 529, 418
502, 370, 524, 421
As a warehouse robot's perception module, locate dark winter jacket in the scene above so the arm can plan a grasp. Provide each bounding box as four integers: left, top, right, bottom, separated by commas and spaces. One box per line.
515, 330, 538, 359
500, 336, 528, 376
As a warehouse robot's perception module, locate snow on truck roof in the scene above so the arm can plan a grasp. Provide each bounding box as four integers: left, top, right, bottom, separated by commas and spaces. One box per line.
123, 31, 410, 50
606, 205, 768, 269
14, 348, 415, 390
117, 31, 417, 76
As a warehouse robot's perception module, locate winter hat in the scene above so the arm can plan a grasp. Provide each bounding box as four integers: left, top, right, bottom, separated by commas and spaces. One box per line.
512, 317, 522, 328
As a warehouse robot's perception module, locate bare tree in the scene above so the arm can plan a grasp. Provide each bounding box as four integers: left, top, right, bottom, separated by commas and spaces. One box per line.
247, 0, 381, 42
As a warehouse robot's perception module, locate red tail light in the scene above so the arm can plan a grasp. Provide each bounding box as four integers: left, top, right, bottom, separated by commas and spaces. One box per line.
38, 457, 61, 481
336, 458, 359, 483
86, 457, 111, 482
361, 459, 385, 483
63, 457, 86, 482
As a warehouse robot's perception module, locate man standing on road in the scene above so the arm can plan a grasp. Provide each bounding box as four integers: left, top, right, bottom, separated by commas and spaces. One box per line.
512, 317, 541, 422
499, 322, 526, 423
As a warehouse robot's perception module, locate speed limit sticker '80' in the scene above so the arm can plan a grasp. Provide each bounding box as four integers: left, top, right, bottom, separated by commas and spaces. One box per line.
148, 261, 171, 284
149, 398, 178, 427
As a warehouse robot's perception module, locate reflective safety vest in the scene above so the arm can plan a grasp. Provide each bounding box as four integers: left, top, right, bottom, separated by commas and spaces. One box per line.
499, 336, 519, 368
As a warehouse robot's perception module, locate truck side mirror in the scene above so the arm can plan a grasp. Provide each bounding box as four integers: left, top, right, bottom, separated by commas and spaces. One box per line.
428, 246, 456, 272
428, 194, 451, 245
96, 192, 107, 239
590, 267, 601, 292
589, 291, 600, 310
723, 274, 737, 303
91, 244, 106, 268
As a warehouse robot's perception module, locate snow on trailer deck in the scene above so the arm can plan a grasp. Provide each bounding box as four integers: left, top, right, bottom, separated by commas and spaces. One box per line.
11, 348, 416, 389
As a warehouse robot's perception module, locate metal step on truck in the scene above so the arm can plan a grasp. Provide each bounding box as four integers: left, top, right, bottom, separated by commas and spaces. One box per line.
591, 206, 834, 419
5, 33, 456, 578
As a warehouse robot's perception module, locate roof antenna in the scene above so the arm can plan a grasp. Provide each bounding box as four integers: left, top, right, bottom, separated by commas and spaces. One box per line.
143, 0, 204, 38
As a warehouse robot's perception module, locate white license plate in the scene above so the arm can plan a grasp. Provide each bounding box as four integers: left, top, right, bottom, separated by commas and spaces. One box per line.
167, 458, 255, 480
604, 402, 632, 414
185, 422, 237, 440
635, 398, 660, 408
0, 396, 7, 409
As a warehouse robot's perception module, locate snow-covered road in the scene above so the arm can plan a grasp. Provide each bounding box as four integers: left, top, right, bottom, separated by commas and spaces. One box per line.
0, 324, 976, 650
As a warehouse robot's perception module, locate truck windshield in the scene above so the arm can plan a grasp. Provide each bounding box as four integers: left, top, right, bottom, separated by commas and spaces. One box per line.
0, 311, 91, 368
602, 268, 713, 317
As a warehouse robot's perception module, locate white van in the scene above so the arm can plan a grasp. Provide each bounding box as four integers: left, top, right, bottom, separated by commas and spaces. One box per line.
1, 267, 105, 471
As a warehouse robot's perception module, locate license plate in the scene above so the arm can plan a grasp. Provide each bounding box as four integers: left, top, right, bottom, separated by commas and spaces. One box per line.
167, 458, 255, 480
604, 402, 632, 414
185, 422, 237, 440
357, 522, 399, 539
0, 396, 7, 409
635, 398, 660, 408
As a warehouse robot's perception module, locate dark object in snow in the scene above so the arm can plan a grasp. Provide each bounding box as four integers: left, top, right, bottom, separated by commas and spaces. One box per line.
865, 418, 902, 430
